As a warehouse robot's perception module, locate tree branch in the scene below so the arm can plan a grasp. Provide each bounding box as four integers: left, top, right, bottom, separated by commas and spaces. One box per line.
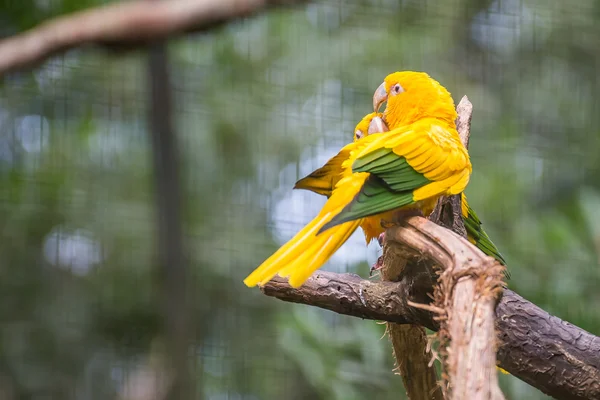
386, 218, 505, 400
0, 0, 309, 76
261, 272, 436, 329
496, 291, 600, 399
261, 261, 600, 400
455, 95, 473, 149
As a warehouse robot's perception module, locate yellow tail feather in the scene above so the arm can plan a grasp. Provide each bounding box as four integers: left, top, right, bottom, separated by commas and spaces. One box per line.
243, 210, 361, 288
244, 173, 368, 288
285, 220, 360, 287
243, 213, 332, 287
277, 228, 334, 277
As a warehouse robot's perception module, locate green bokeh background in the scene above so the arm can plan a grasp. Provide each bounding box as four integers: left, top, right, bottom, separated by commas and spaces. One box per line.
1, 0, 599, 399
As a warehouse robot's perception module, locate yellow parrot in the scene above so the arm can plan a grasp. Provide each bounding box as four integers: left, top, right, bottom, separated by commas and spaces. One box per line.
244, 71, 471, 288
375, 73, 511, 377
372, 72, 507, 271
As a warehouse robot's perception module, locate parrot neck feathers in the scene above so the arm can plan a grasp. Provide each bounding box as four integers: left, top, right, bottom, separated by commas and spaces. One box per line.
385, 98, 457, 130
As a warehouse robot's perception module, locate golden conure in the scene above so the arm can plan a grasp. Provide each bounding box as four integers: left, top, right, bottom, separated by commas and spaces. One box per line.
372, 71, 507, 272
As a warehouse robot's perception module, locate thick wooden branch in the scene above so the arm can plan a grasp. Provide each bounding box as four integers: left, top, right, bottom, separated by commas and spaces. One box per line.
0, 0, 309, 75
366, 95, 475, 400
386, 218, 505, 400
496, 293, 600, 399
261, 269, 600, 400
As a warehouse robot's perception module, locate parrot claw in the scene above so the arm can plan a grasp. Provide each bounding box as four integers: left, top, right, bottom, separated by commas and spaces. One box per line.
370, 255, 384, 276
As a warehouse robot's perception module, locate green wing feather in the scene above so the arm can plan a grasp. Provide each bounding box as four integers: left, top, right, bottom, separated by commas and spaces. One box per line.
320, 148, 430, 232
462, 203, 510, 279
301, 145, 511, 279
353, 148, 431, 191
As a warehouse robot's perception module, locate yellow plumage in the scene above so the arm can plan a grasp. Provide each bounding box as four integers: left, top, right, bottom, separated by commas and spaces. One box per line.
376, 72, 509, 271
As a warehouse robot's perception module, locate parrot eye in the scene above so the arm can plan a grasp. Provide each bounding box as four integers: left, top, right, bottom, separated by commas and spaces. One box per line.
355, 130, 364, 139
392, 83, 404, 95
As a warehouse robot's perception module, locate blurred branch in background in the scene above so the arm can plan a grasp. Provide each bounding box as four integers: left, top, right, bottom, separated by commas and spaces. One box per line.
262, 265, 600, 400
147, 37, 190, 399
0, 0, 311, 75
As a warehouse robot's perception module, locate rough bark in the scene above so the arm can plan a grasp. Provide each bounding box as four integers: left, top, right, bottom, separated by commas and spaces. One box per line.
261, 272, 435, 328
0, 0, 310, 75
496, 294, 600, 400
261, 271, 600, 400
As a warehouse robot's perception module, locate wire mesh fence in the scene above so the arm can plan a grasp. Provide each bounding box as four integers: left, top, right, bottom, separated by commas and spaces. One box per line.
1, 0, 599, 399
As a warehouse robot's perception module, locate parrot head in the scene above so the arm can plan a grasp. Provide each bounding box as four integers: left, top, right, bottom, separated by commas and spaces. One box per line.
372, 71, 457, 129
353, 112, 388, 141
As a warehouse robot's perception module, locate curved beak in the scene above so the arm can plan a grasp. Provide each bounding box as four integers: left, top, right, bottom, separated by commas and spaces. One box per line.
372, 82, 388, 112
368, 116, 389, 134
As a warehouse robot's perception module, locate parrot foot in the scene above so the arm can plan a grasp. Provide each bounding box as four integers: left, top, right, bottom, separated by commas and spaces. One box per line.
370, 255, 384, 276
380, 208, 424, 229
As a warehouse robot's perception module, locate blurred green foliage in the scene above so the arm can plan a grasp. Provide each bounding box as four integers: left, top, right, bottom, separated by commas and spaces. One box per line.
1, 0, 600, 399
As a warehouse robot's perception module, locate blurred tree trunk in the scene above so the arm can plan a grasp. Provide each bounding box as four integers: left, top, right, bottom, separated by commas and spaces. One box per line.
147, 41, 192, 399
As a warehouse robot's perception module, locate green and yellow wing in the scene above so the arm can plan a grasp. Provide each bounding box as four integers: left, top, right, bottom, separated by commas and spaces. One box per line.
321, 125, 471, 231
